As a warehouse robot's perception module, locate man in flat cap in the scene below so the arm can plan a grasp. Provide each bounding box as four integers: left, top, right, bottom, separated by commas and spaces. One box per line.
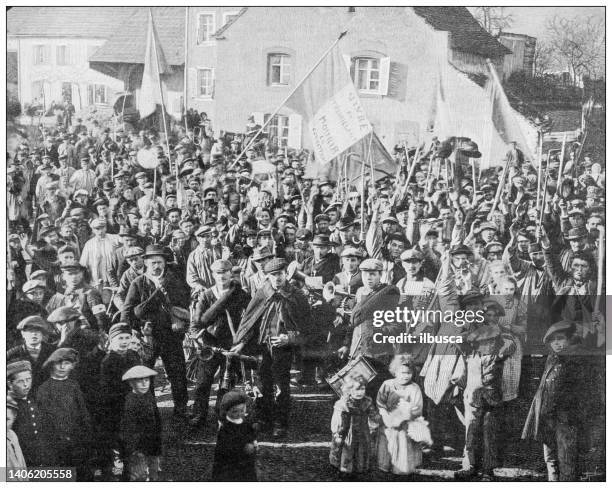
231, 258, 313, 437
339, 258, 401, 399
122, 245, 191, 417
7, 316, 55, 392
69, 157, 97, 194
186, 225, 216, 292
189, 259, 251, 427
7, 281, 49, 347
301, 234, 341, 284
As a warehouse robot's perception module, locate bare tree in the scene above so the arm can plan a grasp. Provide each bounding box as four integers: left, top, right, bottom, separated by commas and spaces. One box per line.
546, 14, 605, 84
473, 7, 514, 35
533, 40, 555, 77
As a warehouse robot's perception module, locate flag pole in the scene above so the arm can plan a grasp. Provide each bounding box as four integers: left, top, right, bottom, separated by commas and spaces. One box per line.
150, 9, 172, 198
228, 30, 349, 169
183, 6, 189, 134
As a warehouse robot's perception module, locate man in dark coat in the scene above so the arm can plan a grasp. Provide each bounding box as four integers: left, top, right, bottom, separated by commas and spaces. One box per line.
121, 245, 191, 417
7, 280, 48, 347
338, 258, 401, 400
189, 259, 251, 427
231, 258, 313, 437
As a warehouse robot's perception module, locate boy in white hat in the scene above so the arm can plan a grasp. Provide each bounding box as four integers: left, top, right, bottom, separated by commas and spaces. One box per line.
120, 365, 161, 481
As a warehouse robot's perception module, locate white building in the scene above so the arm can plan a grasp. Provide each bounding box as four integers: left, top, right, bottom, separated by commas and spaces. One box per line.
7, 7, 131, 112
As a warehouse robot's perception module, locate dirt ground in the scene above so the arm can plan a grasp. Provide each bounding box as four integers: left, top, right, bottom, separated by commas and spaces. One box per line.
145, 375, 604, 482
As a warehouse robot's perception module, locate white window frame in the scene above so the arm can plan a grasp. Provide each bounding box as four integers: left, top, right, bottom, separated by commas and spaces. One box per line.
196, 12, 216, 45
33, 45, 48, 65
56, 45, 69, 66
268, 53, 291, 86
265, 114, 290, 148
196, 68, 214, 98
223, 10, 240, 26
88, 84, 107, 105
353, 57, 380, 94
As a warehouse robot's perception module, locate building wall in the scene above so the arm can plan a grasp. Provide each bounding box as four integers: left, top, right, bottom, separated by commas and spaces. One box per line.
10, 36, 123, 112
499, 33, 536, 79
185, 6, 244, 121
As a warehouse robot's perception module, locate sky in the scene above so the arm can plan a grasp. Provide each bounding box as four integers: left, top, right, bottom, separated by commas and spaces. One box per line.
468, 6, 605, 40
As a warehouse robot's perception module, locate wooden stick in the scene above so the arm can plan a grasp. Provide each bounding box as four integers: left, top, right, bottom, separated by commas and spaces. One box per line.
536, 131, 543, 209
538, 167, 550, 226
556, 134, 567, 195
471, 157, 477, 206
488, 156, 511, 219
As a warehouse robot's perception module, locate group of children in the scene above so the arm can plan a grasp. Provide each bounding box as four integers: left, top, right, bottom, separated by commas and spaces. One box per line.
7, 319, 162, 481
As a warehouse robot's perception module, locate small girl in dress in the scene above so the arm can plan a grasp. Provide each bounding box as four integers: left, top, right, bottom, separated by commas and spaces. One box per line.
376, 354, 427, 477
329, 373, 380, 479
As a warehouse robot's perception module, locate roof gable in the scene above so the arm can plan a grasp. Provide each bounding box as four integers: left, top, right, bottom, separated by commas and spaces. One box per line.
88, 7, 185, 66
413, 7, 511, 58
7, 7, 132, 38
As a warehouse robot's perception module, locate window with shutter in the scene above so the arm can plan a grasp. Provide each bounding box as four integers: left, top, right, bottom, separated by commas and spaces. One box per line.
57, 46, 70, 66
353, 57, 380, 93
33, 45, 47, 65
197, 13, 216, 44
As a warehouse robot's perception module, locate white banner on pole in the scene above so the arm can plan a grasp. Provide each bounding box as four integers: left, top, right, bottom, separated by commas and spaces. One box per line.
309, 83, 372, 163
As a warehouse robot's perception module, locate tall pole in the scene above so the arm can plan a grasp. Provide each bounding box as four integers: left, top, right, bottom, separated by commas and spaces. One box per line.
556, 133, 567, 195
151, 9, 172, 198
228, 30, 348, 169
536, 131, 543, 210
183, 6, 189, 134
360, 152, 366, 242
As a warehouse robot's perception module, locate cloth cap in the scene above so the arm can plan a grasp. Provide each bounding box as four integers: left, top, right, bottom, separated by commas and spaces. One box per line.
543, 321, 576, 344
450, 244, 473, 257
124, 246, 144, 259
90, 218, 107, 229
568, 208, 585, 216
483, 299, 506, 317
252, 247, 273, 261
74, 189, 89, 198
359, 258, 383, 272
527, 242, 542, 253
312, 234, 331, 247
122, 365, 158, 381
109, 322, 132, 342
7, 360, 32, 379
195, 226, 213, 237
341, 247, 363, 259
381, 214, 399, 224
480, 222, 497, 232
211, 259, 232, 273
485, 241, 503, 251
46, 306, 81, 324
17, 315, 50, 333
400, 249, 424, 261
22, 280, 46, 294
43, 348, 79, 369
264, 258, 287, 274
60, 263, 86, 273
220, 390, 249, 417
466, 325, 500, 343
567, 228, 588, 240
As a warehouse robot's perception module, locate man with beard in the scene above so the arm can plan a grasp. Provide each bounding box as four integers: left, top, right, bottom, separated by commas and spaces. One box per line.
231, 258, 313, 437
338, 258, 401, 400
121, 245, 191, 417
189, 259, 251, 428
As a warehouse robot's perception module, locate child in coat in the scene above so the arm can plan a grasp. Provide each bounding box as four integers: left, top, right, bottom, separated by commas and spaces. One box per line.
330, 373, 380, 479
36, 348, 94, 481
211, 390, 258, 481
99, 323, 142, 479
120, 365, 162, 481
521, 321, 586, 481
376, 354, 428, 476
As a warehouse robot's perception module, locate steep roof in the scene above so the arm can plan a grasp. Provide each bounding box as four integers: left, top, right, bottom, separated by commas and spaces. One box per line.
213, 7, 248, 38
7, 7, 130, 38
413, 7, 511, 58
89, 7, 185, 66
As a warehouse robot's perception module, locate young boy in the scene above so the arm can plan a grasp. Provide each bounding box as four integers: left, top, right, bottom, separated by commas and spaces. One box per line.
36, 348, 94, 481
454, 325, 515, 481
99, 323, 142, 479
7, 360, 52, 468
7, 316, 55, 393
120, 365, 162, 481
522, 321, 584, 481
211, 390, 257, 481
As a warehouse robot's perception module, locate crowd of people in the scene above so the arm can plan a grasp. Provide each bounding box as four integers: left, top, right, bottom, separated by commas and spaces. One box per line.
6, 110, 605, 481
